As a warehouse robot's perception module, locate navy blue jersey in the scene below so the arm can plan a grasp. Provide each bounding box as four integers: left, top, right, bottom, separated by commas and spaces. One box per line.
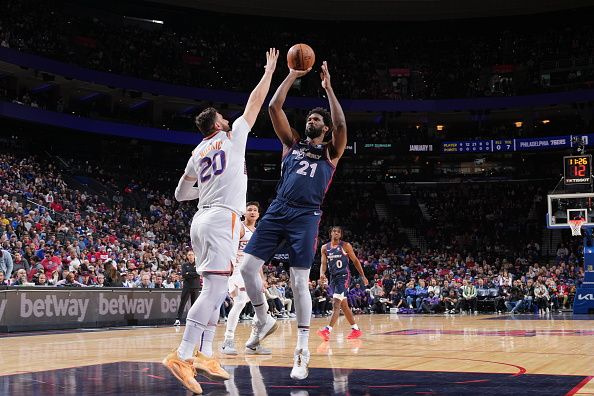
275, 140, 335, 208
326, 241, 350, 277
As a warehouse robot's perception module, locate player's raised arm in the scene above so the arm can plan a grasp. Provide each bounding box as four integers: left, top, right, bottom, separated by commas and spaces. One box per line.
344, 242, 368, 286
319, 244, 328, 283
321, 62, 347, 163
269, 68, 312, 149
242, 48, 279, 128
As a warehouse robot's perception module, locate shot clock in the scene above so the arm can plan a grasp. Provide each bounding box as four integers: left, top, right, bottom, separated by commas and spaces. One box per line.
564, 155, 593, 185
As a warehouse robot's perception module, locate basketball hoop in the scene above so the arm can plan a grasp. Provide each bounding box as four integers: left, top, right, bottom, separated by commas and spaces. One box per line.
568, 218, 586, 236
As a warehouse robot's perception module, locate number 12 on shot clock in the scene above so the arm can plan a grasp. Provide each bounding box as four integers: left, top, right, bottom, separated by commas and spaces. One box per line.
564, 155, 593, 185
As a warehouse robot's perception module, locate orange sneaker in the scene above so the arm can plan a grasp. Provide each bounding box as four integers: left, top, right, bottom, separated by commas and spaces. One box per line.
193, 350, 230, 381
317, 328, 331, 341
162, 350, 202, 394
346, 328, 362, 339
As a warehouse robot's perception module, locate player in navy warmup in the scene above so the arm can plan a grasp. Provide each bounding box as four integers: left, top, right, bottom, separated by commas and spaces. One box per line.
317, 226, 368, 341
240, 61, 347, 380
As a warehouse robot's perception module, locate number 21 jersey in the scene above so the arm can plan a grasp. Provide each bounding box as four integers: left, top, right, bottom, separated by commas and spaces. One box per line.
275, 139, 335, 208
184, 117, 250, 214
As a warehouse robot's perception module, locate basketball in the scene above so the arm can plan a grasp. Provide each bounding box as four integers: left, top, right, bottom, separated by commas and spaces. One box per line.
287, 43, 315, 70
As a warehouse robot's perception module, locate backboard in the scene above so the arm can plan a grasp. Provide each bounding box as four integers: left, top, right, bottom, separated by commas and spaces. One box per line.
547, 192, 594, 229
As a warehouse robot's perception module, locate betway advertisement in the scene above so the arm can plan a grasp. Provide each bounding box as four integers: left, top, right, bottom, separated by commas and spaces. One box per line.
0, 288, 190, 332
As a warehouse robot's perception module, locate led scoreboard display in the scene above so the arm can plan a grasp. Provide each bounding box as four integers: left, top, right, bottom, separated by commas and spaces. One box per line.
564, 155, 593, 185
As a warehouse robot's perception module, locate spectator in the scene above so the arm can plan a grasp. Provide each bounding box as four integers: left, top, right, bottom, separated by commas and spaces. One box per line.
534, 280, 550, 314
135, 273, 153, 288
56, 272, 85, 287
0, 249, 13, 279
348, 283, 369, 314
420, 291, 443, 314
460, 279, 478, 313
12, 252, 29, 274
443, 289, 459, 313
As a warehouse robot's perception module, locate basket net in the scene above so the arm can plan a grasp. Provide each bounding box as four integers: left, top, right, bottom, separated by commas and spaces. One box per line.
568, 218, 586, 236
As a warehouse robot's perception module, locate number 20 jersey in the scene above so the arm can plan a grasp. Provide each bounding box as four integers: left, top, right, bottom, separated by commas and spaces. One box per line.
184, 117, 250, 215
275, 139, 336, 208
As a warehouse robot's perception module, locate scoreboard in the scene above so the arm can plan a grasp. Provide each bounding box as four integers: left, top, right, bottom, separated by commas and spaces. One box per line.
564, 155, 593, 185
442, 135, 573, 153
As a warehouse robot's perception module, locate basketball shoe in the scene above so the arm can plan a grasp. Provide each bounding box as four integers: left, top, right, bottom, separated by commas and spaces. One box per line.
290, 348, 310, 380
193, 350, 230, 381
316, 327, 331, 341
162, 350, 202, 394
221, 338, 238, 356
245, 314, 278, 349
346, 328, 362, 339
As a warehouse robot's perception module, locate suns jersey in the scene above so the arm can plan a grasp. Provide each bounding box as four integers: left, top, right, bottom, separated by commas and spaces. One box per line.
235, 223, 254, 270
184, 116, 250, 214
325, 241, 350, 277
275, 139, 336, 208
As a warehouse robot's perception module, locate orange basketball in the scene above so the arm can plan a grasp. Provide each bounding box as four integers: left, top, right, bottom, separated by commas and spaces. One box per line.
287, 43, 315, 71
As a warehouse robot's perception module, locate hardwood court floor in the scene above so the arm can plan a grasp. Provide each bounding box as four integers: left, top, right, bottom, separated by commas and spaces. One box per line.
1, 313, 593, 395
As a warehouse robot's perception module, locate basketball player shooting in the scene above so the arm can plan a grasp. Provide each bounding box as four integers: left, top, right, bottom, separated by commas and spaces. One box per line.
162, 48, 279, 395
317, 226, 369, 342
240, 60, 348, 380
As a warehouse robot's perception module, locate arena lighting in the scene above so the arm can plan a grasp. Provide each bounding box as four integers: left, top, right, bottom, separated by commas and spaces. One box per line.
123, 16, 164, 24
514, 121, 523, 128
542, 119, 551, 124
436, 124, 444, 131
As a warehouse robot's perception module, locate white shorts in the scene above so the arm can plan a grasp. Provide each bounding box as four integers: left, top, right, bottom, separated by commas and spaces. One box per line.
190, 206, 241, 275
228, 270, 245, 293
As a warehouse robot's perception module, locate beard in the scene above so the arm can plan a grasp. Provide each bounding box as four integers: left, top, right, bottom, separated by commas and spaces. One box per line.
305, 124, 324, 139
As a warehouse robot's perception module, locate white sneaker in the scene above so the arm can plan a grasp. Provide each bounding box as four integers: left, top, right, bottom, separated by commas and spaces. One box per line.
245, 314, 278, 349
173, 319, 180, 326
221, 338, 238, 355
290, 349, 310, 380
288, 312, 296, 318
245, 344, 272, 355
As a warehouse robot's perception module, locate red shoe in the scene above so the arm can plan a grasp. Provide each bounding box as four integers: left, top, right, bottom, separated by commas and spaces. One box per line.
347, 329, 362, 339
317, 328, 331, 341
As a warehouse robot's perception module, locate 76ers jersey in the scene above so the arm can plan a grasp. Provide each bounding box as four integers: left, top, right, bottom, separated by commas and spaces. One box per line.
326, 241, 349, 277
275, 140, 335, 208
183, 116, 250, 214
235, 223, 254, 270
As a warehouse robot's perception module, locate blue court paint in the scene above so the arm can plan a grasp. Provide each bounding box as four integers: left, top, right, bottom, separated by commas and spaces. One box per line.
1, 361, 586, 395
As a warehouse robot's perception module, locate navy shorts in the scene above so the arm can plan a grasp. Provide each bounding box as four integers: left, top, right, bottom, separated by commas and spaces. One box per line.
244, 199, 322, 268
330, 274, 350, 298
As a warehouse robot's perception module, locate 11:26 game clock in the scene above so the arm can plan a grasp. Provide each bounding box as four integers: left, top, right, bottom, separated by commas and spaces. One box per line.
564, 155, 593, 185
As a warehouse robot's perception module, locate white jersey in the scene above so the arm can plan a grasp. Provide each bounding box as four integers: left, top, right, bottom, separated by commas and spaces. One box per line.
235, 223, 254, 270
184, 116, 250, 215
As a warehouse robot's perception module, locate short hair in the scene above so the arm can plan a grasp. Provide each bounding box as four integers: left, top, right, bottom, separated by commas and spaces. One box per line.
195, 107, 218, 135
328, 226, 343, 237
246, 201, 260, 210
307, 107, 332, 130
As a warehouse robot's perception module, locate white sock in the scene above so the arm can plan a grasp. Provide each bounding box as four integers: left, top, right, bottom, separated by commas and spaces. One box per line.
325, 326, 333, 332
178, 319, 206, 360
200, 308, 220, 357
297, 327, 310, 350
225, 292, 248, 339
351, 324, 359, 330
178, 273, 228, 360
